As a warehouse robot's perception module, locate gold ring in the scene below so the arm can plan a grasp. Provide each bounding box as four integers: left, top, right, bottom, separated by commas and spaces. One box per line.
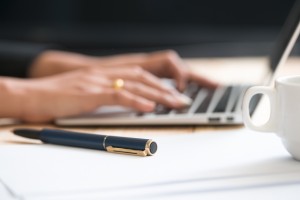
113, 79, 125, 90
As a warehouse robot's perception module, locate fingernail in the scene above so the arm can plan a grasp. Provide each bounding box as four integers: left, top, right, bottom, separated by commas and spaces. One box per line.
164, 95, 178, 106
142, 101, 156, 112
163, 85, 177, 95
177, 94, 192, 106
163, 84, 176, 90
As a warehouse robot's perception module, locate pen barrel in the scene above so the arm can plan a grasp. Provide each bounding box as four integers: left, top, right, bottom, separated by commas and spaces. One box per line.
38, 129, 157, 156
40, 129, 106, 150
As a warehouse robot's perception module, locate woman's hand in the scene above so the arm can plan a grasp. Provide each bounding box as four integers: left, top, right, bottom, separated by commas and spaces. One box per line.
0, 67, 192, 123
92, 50, 218, 91
29, 50, 218, 91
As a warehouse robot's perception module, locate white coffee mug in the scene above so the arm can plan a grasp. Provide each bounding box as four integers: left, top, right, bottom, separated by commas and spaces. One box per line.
243, 75, 300, 160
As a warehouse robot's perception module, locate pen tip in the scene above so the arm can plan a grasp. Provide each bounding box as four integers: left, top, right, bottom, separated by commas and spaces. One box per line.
12, 129, 40, 140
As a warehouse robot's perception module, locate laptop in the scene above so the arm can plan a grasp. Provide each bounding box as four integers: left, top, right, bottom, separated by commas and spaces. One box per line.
56, 1, 300, 126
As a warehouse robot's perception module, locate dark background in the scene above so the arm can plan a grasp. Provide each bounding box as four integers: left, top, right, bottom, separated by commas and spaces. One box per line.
0, 0, 298, 57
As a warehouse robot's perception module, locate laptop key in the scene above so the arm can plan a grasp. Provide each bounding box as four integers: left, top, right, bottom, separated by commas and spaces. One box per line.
231, 96, 240, 112
213, 86, 232, 113
230, 85, 249, 112
154, 104, 172, 115
184, 82, 201, 100
174, 106, 190, 114
195, 89, 215, 113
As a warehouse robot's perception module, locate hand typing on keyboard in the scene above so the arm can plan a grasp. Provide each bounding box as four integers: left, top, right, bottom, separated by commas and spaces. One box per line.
0, 49, 218, 122
150, 84, 248, 119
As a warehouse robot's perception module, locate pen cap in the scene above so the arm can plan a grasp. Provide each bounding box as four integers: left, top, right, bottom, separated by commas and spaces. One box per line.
105, 136, 157, 155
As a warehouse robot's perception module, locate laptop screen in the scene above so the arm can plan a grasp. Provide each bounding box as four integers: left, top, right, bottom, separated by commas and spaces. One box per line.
270, 0, 300, 72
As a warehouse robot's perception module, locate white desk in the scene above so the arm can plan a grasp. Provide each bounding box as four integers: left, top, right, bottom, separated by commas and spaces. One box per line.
1, 128, 300, 200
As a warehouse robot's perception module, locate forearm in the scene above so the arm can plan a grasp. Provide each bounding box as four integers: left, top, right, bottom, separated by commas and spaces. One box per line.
28, 50, 95, 77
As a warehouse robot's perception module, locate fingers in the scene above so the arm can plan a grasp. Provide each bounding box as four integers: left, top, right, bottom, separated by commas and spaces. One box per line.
76, 62, 217, 112
99, 67, 178, 95
147, 50, 219, 91
89, 80, 191, 110
98, 67, 192, 108
164, 53, 188, 92
123, 81, 191, 108
72, 67, 191, 111
147, 50, 188, 91
93, 50, 218, 92
96, 89, 155, 112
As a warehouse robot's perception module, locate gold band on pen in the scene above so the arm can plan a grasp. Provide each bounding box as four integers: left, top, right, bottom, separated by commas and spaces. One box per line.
106, 139, 156, 157
106, 146, 148, 156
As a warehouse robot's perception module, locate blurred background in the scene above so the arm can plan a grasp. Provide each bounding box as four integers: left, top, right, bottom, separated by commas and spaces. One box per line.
0, 0, 298, 57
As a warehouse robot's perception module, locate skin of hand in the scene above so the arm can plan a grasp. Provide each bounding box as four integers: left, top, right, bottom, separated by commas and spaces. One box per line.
29, 50, 218, 91
0, 66, 193, 123
3, 49, 218, 122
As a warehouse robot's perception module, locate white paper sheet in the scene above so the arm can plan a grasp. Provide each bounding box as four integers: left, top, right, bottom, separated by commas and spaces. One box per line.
0, 179, 16, 200
1, 128, 300, 200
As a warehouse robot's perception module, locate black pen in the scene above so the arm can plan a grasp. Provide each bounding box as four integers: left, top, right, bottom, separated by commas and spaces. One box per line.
12, 128, 157, 156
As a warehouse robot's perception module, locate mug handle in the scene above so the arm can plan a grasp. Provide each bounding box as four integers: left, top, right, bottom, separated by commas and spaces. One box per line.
242, 86, 277, 132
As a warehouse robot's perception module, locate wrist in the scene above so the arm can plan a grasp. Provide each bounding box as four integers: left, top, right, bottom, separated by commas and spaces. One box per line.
0, 78, 28, 119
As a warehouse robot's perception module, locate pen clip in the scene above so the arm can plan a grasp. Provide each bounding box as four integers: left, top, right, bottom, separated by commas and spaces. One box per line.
106, 146, 149, 156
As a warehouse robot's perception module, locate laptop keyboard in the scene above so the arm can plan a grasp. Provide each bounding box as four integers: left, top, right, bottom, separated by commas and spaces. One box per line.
195, 88, 215, 113
213, 86, 232, 113
145, 83, 256, 121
